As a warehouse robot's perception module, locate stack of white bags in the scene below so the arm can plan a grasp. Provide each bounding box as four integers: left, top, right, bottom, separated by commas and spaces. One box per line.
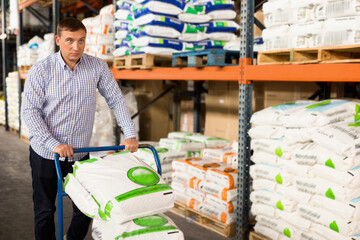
17, 34, 55, 68
262, 0, 360, 50
179, 0, 239, 49
113, 0, 239, 56
83, 4, 115, 60
168, 133, 240, 224
5, 72, 20, 130
65, 151, 184, 239
249, 99, 360, 239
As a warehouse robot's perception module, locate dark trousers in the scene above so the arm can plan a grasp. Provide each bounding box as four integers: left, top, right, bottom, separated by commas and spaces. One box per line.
29, 147, 92, 240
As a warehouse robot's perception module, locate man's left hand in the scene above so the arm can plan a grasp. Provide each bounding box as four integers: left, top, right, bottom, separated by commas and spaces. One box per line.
121, 138, 139, 153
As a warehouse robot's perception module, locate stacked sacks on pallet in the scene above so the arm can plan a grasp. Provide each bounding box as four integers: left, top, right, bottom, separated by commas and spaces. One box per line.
262, 0, 360, 51
249, 99, 360, 239
83, 4, 115, 61
114, 0, 192, 56
113, 0, 140, 57
5, 72, 20, 131
170, 136, 239, 225
178, 0, 239, 51
64, 151, 184, 239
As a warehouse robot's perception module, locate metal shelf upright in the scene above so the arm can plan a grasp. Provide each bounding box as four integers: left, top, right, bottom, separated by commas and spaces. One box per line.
236, 0, 253, 239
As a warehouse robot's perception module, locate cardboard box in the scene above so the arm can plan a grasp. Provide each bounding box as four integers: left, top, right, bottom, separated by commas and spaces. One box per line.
133, 81, 174, 141
180, 100, 205, 133
204, 82, 239, 141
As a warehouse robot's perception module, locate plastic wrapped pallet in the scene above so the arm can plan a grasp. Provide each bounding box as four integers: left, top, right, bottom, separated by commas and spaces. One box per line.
250, 189, 298, 213
280, 99, 357, 128
159, 138, 205, 151
201, 146, 236, 164
179, 0, 236, 23
184, 134, 229, 148
296, 203, 360, 236
92, 213, 184, 240
250, 100, 314, 126
315, 0, 360, 20
198, 204, 236, 224
65, 151, 174, 223
133, 147, 188, 165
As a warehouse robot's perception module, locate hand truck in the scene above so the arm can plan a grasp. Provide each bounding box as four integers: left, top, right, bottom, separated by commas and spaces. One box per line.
54, 145, 161, 240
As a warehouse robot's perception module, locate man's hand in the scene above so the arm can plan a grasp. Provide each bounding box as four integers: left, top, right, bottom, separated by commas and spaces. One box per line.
121, 138, 138, 153
54, 144, 74, 157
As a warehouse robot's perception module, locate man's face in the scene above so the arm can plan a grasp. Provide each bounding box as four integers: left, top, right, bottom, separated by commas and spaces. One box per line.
55, 29, 86, 64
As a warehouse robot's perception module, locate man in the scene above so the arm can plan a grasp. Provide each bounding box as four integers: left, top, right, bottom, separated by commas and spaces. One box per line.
22, 18, 138, 240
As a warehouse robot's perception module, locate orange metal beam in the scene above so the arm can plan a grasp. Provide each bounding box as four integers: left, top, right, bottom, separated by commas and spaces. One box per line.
19, 0, 39, 11
244, 63, 360, 82
111, 66, 239, 81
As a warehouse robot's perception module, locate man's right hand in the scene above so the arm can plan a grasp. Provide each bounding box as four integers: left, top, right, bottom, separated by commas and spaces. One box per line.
54, 144, 74, 157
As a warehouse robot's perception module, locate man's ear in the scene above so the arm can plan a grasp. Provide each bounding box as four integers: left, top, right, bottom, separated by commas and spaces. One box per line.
55, 35, 60, 46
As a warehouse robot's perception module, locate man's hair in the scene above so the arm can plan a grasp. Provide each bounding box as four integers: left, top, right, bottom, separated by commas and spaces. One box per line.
57, 18, 87, 36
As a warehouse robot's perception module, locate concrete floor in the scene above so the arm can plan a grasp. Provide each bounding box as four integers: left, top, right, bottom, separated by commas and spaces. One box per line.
0, 127, 232, 240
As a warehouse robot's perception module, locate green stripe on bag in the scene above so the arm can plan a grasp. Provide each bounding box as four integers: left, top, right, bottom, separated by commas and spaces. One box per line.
115, 184, 172, 202
115, 226, 179, 239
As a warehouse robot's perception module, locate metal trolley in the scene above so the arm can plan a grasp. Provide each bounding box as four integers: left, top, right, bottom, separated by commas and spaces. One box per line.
54, 145, 161, 240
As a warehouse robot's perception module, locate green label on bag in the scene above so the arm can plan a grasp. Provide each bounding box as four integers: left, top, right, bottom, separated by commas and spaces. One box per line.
283, 228, 291, 238
215, 22, 228, 27
105, 201, 114, 218
214, 0, 226, 4
276, 200, 284, 211
128, 167, 160, 186
115, 226, 178, 239
91, 195, 108, 221
306, 100, 331, 109
355, 114, 360, 122
329, 221, 339, 232
133, 215, 168, 227
326, 188, 335, 200
275, 147, 283, 157
184, 6, 199, 14
115, 184, 172, 202
275, 173, 283, 184
213, 41, 225, 46
185, 24, 198, 33
325, 159, 335, 169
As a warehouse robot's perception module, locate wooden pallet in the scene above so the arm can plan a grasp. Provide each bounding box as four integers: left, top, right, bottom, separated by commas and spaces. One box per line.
104, 60, 113, 69
249, 231, 270, 240
172, 49, 240, 67
258, 45, 360, 65
170, 201, 236, 238
9, 127, 19, 134
20, 135, 30, 144
19, 65, 32, 71
114, 54, 172, 70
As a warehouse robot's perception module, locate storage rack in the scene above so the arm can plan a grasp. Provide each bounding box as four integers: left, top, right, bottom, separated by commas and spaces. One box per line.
6, 0, 360, 239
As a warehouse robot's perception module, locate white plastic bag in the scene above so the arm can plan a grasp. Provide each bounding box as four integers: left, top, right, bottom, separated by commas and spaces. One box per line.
92, 213, 184, 240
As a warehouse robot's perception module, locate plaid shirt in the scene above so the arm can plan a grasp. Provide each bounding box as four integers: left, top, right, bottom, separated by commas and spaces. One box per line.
22, 51, 136, 161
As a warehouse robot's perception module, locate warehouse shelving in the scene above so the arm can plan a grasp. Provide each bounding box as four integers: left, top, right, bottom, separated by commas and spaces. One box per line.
111, 66, 239, 81
243, 63, 360, 82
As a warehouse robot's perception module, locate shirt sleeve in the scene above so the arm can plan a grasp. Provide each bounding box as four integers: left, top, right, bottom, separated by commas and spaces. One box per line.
97, 60, 136, 139
22, 65, 61, 151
